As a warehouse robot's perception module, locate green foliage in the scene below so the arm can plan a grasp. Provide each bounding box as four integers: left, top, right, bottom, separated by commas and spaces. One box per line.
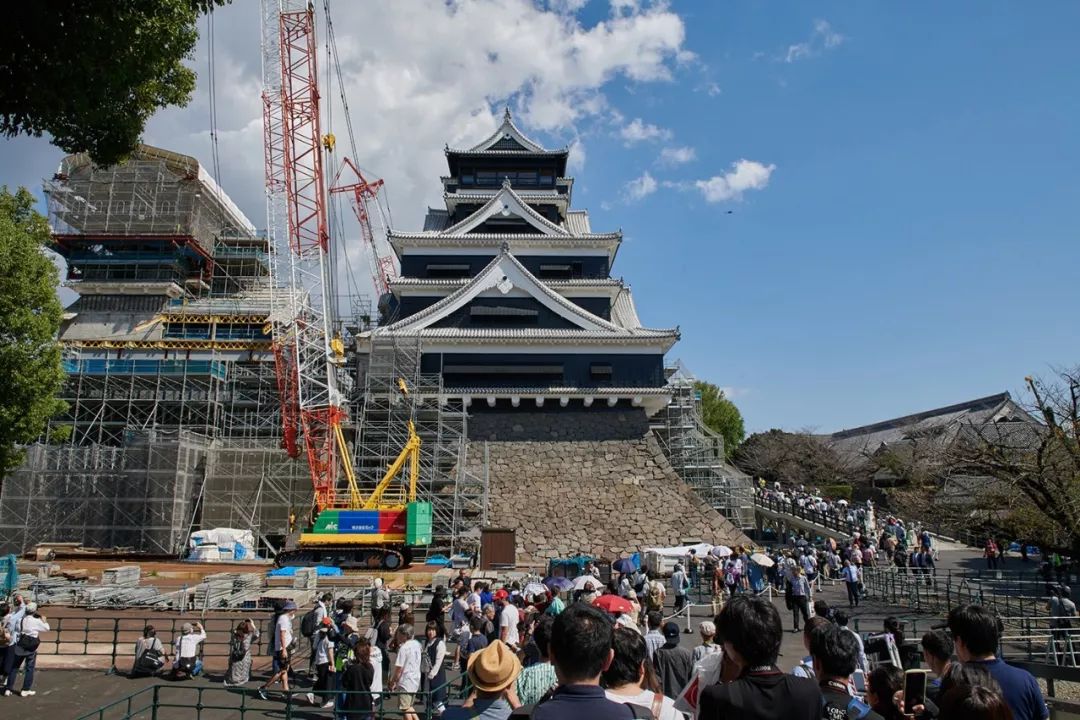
1, 1, 229, 165
820, 483, 853, 501
0, 187, 66, 477
732, 429, 851, 488
693, 381, 745, 459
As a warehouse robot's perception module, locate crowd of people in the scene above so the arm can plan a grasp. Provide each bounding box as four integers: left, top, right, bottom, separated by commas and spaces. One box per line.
0, 594, 49, 697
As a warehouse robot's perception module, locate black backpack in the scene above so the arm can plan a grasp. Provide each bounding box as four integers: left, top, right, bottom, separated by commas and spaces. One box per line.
229, 635, 246, 662
300, 608, 319, 638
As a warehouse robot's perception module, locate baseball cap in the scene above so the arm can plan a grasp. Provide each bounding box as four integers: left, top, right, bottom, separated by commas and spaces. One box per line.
494, 589, 509, 601
662, 621, 680, 639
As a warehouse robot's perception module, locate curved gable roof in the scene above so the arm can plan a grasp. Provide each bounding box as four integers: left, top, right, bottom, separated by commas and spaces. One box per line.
465, 107, 552, 154
441, 180, 570, 236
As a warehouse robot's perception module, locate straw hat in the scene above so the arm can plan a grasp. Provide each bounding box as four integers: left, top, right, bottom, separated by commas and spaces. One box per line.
466, 640, 522, 693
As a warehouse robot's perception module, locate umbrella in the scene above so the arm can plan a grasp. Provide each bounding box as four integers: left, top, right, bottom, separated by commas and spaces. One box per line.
572, 575, 599, 591
750, 552, 775, 568
711, 545, 733, 558
523, 582, 547, 598
592, 594, 633, 615
542, 576, 573, 592
612, 558, 636, 574
795, 538, 809, 547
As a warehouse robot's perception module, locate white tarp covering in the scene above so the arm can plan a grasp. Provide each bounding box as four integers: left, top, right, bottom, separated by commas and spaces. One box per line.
643, 543, 714, 558
187, 528, 255, 561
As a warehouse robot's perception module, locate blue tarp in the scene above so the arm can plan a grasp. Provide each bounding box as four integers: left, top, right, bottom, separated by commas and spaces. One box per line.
425, 555, 452, 566
1007, 542, 1041, 556
266, 565, 343, 577
1, 554, 17, 595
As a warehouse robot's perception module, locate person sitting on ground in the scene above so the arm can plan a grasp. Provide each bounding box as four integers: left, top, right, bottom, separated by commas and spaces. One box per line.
811, 622, 884, 720
947, 604, 1048, 720
920, 629, 957, 703
444, 640, 522, 720
131, 624, 167, 678
604, 626, 686, 720
652, 621, 693, 700
693, 620, 722, 664
791, 616, 831, 679
172, 621, 206, 679
699, 594, 821, 720
644, 611, 664, 662
528, 603, 630, 720
515, 614, 557, 706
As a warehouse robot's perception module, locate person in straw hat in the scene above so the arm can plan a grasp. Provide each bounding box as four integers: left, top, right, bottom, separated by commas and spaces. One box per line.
442, 640, 522, 720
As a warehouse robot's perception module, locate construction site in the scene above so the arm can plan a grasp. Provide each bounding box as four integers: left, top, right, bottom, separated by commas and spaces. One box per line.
0, 0, 753, 569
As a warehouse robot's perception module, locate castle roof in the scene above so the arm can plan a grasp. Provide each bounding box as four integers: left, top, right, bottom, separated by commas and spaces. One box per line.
447, 107, 567, 156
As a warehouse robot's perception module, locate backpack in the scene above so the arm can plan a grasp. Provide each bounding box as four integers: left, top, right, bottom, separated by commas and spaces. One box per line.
134, 643, 165, 674
229, 635, 246, 662
646, 582, 663, 611
16, 617, 40, 653
300, 608, 319, 638
0, 625, 11, 648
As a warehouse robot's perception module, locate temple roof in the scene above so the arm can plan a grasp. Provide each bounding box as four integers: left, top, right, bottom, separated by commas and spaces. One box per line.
442, 180, 569, 235
378, 245, 676, 349
447, 107, 567, 155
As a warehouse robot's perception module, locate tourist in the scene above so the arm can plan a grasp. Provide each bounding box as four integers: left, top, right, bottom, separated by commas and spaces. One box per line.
307, 617, 336, 708
516, 614, 557, 706
644, 611, 665, 661
480, 583, 495, 608
841, 559, 861, 608
947, 604, 1048, 720
374, 606, 393, 682
1, 596, 26, 688
423, 621, 448, 716
833, 610, 868, 674
864, 665, 905, 720
372, 578, 390, 622
710, 562, 726, 617
625, 590, 642, 623
790, 616, 830, 679
260, 600, 297, 700
307, 591, 334, 675
984, 538, 999, 570
645, 572, 666, 615
865, 617, 905, 668
604, 626, 685, 720
460, 615, 490, 692
545, 589, 565, 617
789, 566, 811, 633
1047, 584, 1077, 666
341, 636, 376, 719
497, 589, 520, 652
224, 618, 260, 686
532, 603, 628, 719
427, 586, 450, 640
921, 629, 956, 703
131, 625, 167, 678
693, 620, 722, 664
941, 684, 1014, 720
451, 586, 470, 630
389, 624, 422, 720
671, 564, 690, 613
0, 601, 9, 686
688, 549, 701, 590
443, 640, 521, 720
652, 621, 693, 700
811, 622, 880, 720
699, 595, 820, 720
399, 601, 415, 630
482, 604, 499, 643
3, 601, 48, 697
467, 581, 483, 614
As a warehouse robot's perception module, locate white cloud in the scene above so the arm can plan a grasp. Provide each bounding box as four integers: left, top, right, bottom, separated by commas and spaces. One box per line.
658, 145, 696, 166
693, 160, 775, 203
619, 117, 672, 144
624, 171, 658, 201
784, 19, 845, 63
567, 138, 587, 174
704, 81, 721, 96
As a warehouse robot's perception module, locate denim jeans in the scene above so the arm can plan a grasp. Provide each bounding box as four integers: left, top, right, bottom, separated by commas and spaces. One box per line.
5, 651, 36, 691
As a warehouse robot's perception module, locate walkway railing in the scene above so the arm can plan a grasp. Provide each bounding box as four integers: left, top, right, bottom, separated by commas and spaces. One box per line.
859, 566, 1055, 618
753, 495, 862, 537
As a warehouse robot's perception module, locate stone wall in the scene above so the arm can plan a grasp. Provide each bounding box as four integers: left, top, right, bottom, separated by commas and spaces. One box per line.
466, 409, 752, 563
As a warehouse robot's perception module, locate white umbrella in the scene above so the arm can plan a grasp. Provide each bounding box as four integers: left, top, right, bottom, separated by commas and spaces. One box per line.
572, 575, 599, 591
750, 552, 775, 568
523, 582, 547, 598
711, 545, 733, 558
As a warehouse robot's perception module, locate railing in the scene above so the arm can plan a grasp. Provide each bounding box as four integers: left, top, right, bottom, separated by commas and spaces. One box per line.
859, 566, 1059, 618
77, 675, 461, 720
753, 495, 862, 537
34, 615, 272, 673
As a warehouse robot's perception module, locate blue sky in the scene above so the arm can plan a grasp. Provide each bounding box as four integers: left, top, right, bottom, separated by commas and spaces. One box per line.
2, 1, 1076, 434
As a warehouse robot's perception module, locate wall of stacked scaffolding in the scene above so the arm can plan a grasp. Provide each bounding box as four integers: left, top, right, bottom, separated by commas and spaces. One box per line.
0, 146, 317, 557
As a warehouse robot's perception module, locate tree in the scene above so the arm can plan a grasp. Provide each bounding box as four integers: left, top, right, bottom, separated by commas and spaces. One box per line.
0, 188, 66, 478
1, 1, 228, 165
732, 429, 851, 489
694, 381, 745, 458
955, 370, 1080, 554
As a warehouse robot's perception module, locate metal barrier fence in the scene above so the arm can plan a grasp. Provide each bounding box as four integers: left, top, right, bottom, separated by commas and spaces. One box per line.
753, 495, 862, 536
76, 678, 460, 720
859, 566, 1058, 618
35, 615, 274, 673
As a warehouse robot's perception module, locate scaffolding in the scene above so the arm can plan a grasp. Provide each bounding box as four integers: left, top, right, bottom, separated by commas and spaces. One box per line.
352, 334, 487, 558
652, 363, 755, 530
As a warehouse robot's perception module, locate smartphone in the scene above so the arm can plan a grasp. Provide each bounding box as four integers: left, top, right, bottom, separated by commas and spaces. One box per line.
903, 669, 928, 713
851, 669, 867, 694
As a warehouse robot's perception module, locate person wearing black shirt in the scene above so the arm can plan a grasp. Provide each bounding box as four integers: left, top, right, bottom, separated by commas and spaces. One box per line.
653, 622, 693, 699
811, 623, 884, 720
699, 595, 820, 720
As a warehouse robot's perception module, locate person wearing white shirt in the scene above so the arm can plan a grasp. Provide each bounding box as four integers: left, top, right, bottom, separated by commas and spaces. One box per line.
604, 625, 688, 720
389, 624, 422, 720
4, 602, 48, 697
172, 621, 206, 678
496, 592, 520, 649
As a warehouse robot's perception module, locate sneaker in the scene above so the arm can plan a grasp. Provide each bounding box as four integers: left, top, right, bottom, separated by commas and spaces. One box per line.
222, 681, 231, 687
321, 701, 334, 709
2, 690, 12, 697
306, 692, 315, 705
20, 690, 35, 697
257, 689, 268, 701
